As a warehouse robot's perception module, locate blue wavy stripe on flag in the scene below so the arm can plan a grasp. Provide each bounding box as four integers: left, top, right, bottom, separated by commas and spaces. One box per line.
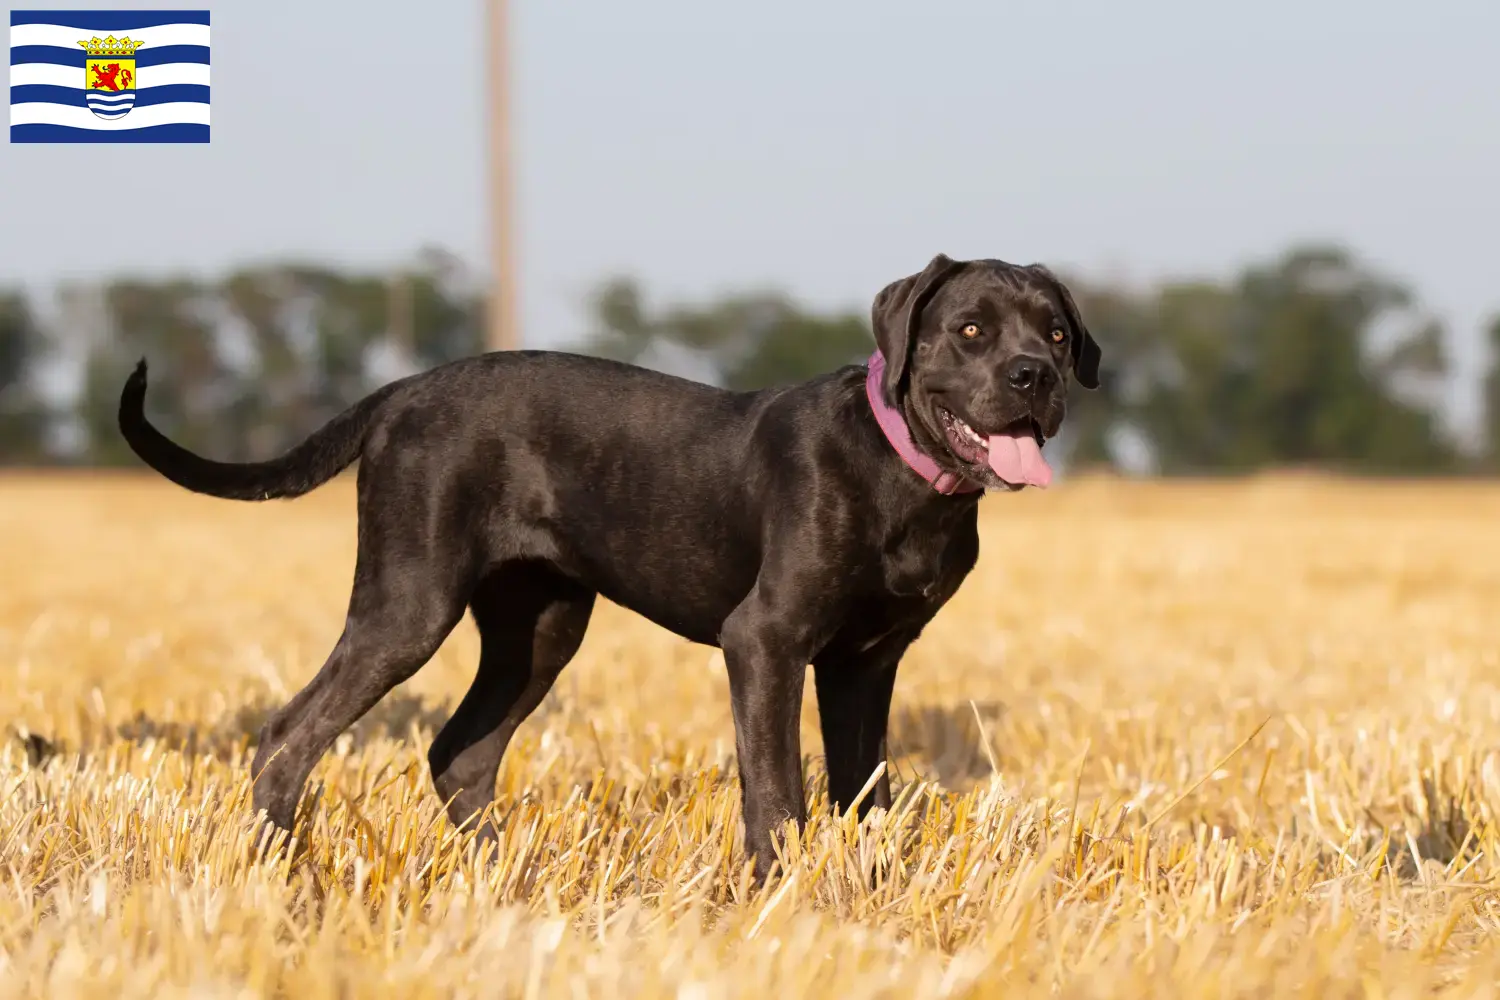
12, 84, 210, 109
11, 44, 209, 68
11, 122, 209, 142
86, 104, 134, 121
10, 11, 209, 29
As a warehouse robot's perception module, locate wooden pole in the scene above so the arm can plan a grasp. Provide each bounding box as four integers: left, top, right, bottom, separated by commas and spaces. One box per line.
486, 0, 519, 352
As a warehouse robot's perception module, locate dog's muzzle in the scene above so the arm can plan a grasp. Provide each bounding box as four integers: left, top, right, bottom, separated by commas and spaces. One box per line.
937, 408, 1052, 488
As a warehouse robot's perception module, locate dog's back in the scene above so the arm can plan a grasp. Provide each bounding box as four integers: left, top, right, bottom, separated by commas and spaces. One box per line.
373, 350, 777, 641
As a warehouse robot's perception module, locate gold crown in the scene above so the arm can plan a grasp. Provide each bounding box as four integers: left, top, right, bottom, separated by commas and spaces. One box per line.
77, 34, 145, 57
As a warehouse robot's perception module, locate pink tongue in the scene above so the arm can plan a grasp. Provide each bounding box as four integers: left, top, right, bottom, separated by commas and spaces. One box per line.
987, 433, 1052, 488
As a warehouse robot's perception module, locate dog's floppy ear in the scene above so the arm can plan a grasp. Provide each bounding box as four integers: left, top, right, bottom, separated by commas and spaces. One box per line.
1027, 264, 1102, 390
871, 253, 966, 402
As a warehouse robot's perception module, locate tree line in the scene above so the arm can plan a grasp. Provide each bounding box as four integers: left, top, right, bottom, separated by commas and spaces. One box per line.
1, 243, 1496, 475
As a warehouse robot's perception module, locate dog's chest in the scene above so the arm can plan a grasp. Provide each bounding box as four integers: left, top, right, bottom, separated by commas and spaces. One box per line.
825, 522, 976, 661
877, 513, 978, 605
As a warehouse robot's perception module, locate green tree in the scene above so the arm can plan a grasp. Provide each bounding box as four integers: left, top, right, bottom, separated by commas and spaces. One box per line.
583, 278, 873, 391
0, 291, 50, 463
1054, 281, 1153, 471
1485, 313, 1500, 469
78, 277, 227, 465
1068, 246, 1458, 475
75, 257, 484, 465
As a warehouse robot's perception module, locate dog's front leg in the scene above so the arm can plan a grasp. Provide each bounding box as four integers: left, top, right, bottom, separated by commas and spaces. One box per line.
719, 590, 824, 884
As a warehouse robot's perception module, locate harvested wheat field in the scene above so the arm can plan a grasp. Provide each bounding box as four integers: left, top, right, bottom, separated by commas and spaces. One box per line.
3, 472, 1500, 997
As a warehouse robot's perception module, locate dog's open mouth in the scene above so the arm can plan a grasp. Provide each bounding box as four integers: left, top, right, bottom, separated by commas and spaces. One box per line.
938, 408, 1052, 488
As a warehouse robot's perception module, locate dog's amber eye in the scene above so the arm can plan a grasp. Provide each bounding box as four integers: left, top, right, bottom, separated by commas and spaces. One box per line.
1050, 328, 1067, 345
961, 323, 980, 339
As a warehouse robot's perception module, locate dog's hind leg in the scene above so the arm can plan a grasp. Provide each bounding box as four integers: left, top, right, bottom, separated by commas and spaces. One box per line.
427, 561, 595, 840
249, 548, 470, 841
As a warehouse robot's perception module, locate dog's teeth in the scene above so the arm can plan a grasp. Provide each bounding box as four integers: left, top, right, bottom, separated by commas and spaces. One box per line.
945, 412, 988, 452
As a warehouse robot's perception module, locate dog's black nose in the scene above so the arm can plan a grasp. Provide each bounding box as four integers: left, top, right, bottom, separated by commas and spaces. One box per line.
1006, 356, 1048, 392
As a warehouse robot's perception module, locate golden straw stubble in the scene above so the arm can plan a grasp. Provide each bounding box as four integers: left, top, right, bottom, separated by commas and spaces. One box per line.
1, 471, 1499, 997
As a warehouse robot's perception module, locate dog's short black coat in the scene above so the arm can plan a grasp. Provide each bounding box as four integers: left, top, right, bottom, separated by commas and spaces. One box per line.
118, 253, 1101, 880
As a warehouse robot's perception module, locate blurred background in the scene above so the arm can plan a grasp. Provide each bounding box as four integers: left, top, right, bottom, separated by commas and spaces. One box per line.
1, 0, 1496, 475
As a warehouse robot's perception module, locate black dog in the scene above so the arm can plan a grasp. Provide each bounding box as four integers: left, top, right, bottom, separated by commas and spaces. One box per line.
117, 253, 1101, 880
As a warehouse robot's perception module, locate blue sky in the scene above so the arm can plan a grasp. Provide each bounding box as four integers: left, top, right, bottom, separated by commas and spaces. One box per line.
4, 0, 1498, 435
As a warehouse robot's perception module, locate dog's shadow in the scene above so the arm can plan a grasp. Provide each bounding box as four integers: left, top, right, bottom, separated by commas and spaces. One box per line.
20, 693, 1007, 798
100, 692, 456, 763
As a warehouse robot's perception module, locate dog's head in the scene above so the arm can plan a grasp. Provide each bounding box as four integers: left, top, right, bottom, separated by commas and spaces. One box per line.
871, 253, 1102, 492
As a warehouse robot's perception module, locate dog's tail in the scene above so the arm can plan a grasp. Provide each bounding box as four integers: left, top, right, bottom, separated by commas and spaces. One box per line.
117, 358, 401, 501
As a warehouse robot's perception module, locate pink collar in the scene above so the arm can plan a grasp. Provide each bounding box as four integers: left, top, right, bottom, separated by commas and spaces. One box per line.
865, 350, 981, 495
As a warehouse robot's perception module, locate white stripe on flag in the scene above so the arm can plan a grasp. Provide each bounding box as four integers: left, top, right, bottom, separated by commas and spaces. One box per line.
10, 22, 210, 50
10, 101, 211, 129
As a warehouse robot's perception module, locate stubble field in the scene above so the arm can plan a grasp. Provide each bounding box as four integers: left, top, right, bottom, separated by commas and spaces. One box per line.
2, 472, 1500, 997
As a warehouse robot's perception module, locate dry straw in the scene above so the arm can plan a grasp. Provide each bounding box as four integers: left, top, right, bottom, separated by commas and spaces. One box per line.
2, 473, 1500, 997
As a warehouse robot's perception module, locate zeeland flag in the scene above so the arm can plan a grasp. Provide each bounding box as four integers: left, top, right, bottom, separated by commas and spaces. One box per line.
10, 9, 210, 142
